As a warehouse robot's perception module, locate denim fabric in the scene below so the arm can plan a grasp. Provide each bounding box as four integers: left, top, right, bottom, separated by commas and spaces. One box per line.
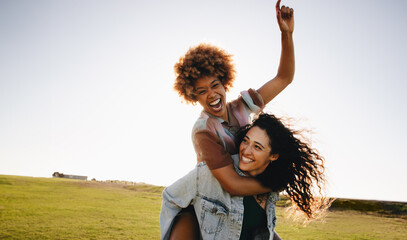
160, 155, 279, 240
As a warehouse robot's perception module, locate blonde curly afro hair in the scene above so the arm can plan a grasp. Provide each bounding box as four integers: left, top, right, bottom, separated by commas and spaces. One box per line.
174, 43, 236, 104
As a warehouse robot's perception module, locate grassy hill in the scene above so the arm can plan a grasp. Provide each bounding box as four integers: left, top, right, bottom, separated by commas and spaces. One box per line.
330, 198, 407, 219
276, 194, 407, 219
0, 175, 406, 239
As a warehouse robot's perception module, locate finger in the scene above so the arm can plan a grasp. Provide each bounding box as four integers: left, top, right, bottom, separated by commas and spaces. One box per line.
275, 0, 281, 18
282, 6, 292, 19
290, 8, 294, 18
282, 5, 288, 18
276, 0, 281, 11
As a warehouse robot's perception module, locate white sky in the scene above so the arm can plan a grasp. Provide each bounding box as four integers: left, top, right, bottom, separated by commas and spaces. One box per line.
1, 0, 406, 202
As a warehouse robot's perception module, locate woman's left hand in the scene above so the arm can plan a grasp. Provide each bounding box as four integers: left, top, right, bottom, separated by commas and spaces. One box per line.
276, 0, 294, 33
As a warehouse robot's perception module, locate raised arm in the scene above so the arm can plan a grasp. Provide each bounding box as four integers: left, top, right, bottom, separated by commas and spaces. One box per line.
257, 0, 295, 105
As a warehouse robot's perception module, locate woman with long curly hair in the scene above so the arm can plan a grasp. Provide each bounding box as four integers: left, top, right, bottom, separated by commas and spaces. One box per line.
167, 1, 295, 239
161, 113, 329, 239
236, 113, 329, 220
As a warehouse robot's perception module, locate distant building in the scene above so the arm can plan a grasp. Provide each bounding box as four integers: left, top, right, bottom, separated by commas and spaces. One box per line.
52, 172, 87, 181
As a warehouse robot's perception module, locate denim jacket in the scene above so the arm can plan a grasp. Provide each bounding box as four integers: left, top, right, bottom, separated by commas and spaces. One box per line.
160, 155, 279, 240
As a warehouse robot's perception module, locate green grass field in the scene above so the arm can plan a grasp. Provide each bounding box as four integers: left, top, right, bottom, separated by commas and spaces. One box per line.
0, 175, 406, 239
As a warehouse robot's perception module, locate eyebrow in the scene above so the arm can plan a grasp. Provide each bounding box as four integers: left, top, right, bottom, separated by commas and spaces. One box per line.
195, 79, 220, 90
244, 136, 266, 149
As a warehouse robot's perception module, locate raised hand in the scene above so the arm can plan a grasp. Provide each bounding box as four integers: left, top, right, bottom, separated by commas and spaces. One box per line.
276, 0, 294, 33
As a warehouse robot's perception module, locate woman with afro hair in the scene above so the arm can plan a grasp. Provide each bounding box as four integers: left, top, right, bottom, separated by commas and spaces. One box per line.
166, 1, 294, 239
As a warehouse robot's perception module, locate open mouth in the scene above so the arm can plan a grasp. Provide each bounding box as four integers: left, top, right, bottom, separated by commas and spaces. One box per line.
209, 99, 222, 112
240, 156, 254, 164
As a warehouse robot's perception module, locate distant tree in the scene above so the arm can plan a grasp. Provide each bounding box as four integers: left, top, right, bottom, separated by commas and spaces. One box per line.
52, 172, 64, 178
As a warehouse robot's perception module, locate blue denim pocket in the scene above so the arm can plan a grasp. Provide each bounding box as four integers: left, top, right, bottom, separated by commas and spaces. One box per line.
200, 198, 228, 235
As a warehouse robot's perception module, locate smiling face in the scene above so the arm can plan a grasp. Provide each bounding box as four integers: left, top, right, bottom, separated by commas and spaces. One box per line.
194, 76, 228, 121
239, 126, 279, 177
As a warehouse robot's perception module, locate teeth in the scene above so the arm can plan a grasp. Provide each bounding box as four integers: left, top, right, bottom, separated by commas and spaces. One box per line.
209, 99, 220, 106
241, 156, 253, 163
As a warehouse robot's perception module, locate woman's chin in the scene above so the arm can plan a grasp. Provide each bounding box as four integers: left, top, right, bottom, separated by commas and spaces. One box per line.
238, 164, 251, 175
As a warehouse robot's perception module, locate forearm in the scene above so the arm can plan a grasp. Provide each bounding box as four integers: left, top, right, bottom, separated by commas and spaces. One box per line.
257, 32, 294, 105
211, 164, 271, 196
228, 175, 271, 196
277, 31, 295, 83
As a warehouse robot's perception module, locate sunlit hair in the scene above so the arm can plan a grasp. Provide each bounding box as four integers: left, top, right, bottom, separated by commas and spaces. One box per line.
173, 43, 236, 104
235, 113, 331, 220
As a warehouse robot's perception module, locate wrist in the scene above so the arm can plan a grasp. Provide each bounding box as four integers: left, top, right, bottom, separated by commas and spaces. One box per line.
281, 31, 293, 38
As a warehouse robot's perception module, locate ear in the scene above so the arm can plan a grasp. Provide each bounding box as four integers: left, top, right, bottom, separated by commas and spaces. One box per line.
269, 153, 279, 162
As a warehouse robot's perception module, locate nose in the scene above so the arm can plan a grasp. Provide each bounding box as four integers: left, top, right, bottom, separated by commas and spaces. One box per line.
207, 88, 216, 99
242, 145, 252, 155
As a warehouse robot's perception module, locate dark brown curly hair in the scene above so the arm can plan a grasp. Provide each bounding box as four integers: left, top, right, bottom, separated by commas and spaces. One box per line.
236, 113, 330, 219
174, 43, 236, 104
